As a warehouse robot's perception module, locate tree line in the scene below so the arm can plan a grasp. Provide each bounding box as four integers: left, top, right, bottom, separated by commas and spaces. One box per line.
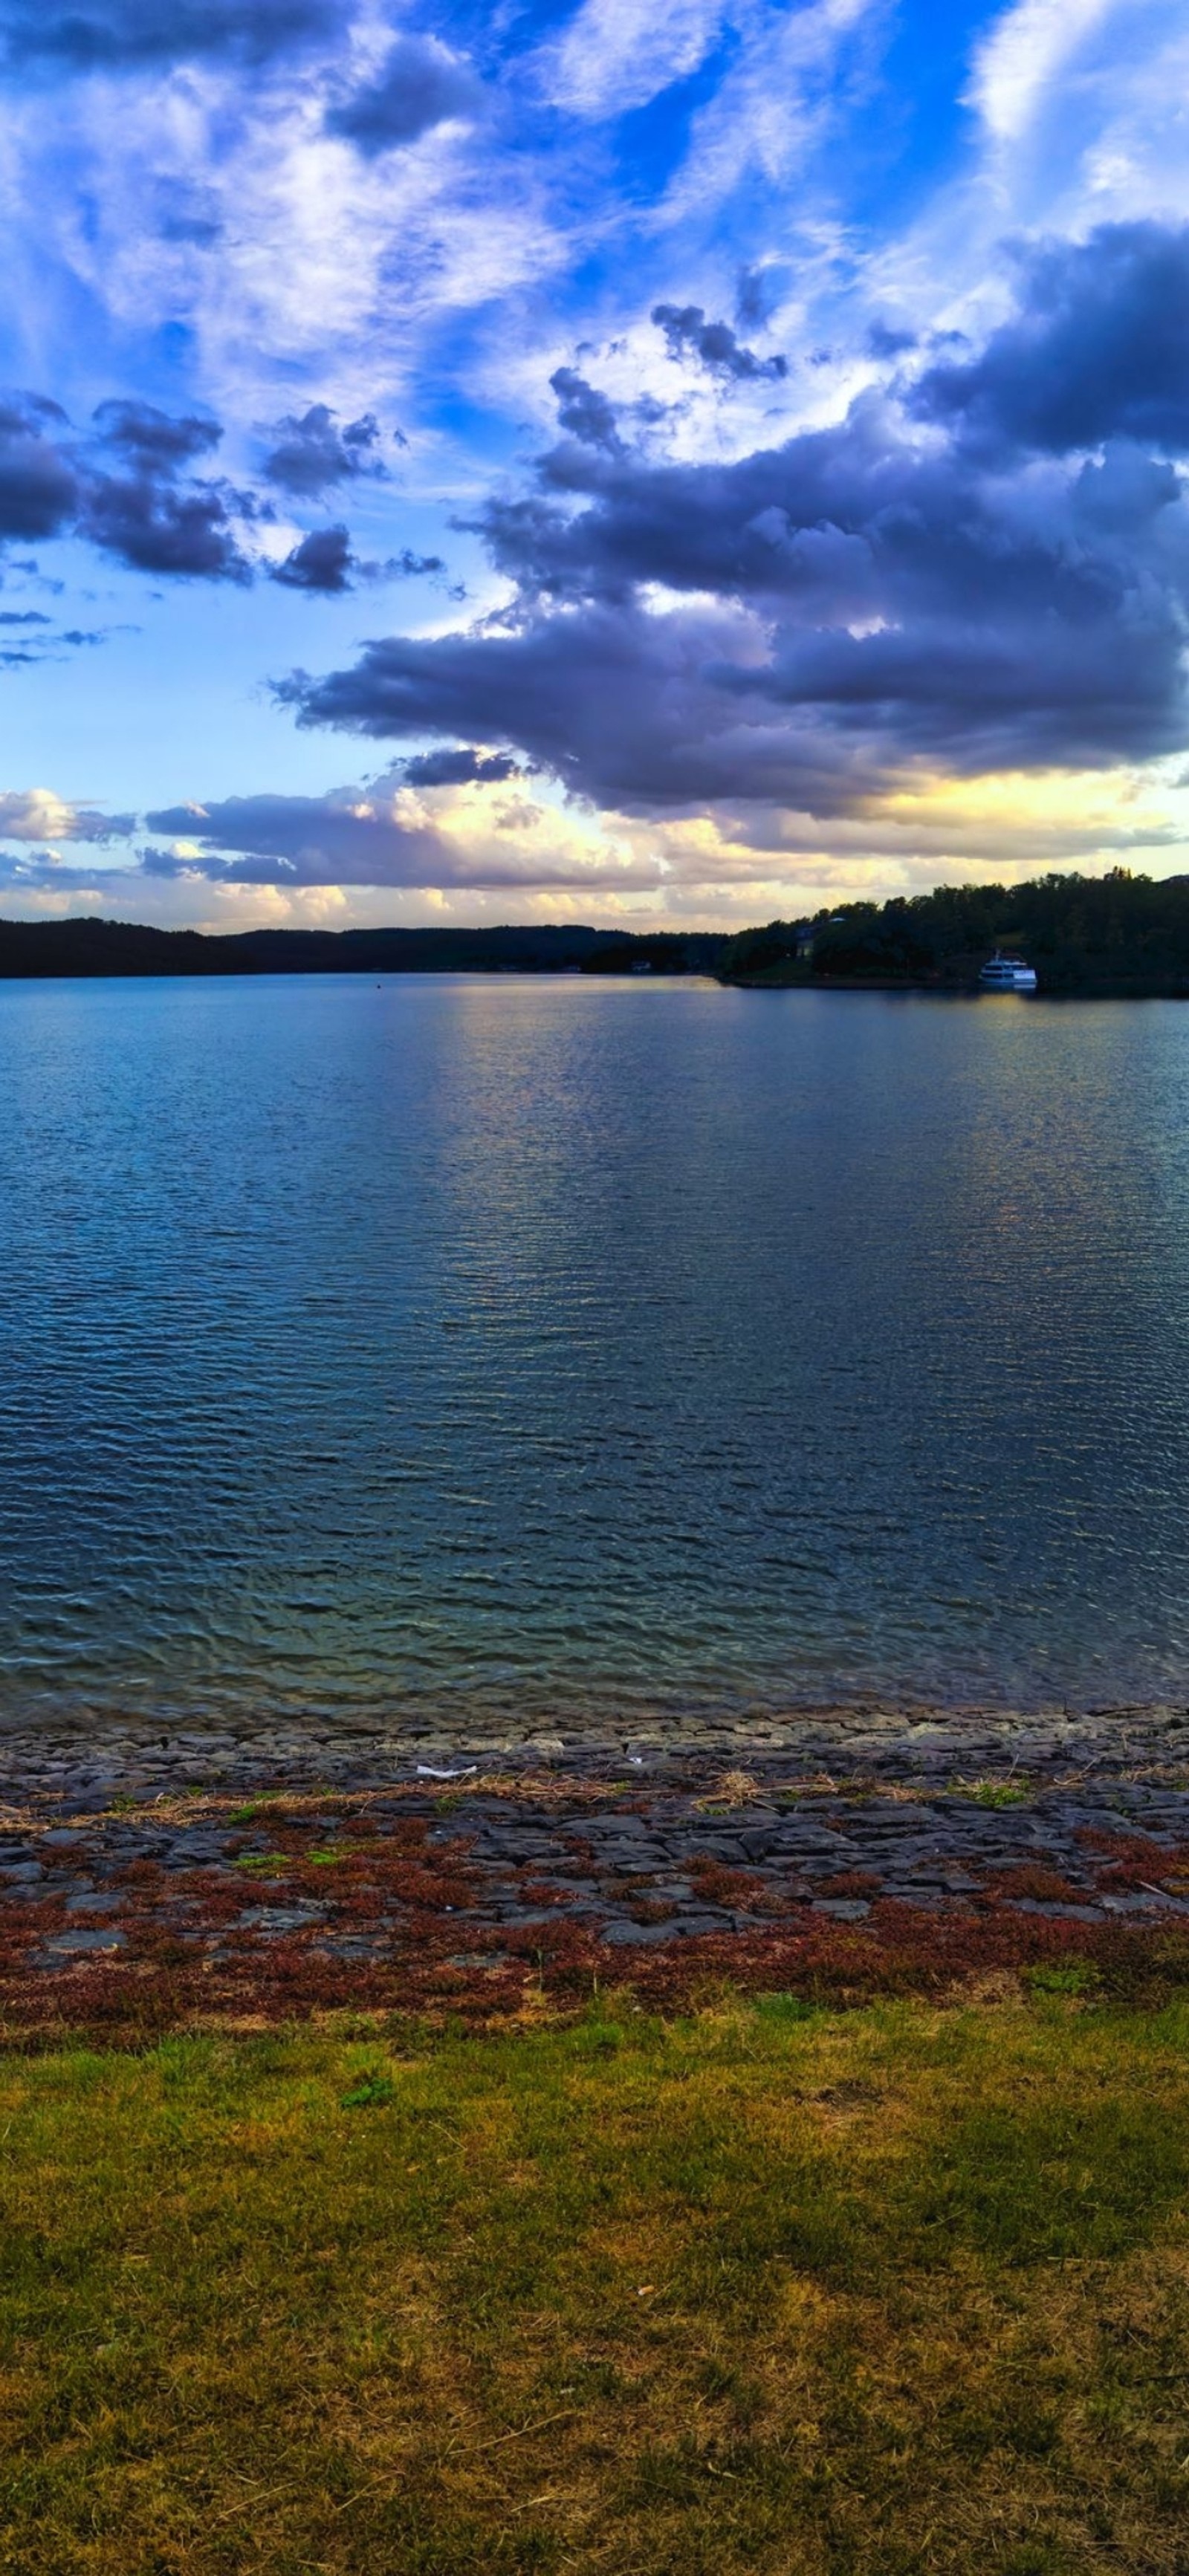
718, 871, 1189, 993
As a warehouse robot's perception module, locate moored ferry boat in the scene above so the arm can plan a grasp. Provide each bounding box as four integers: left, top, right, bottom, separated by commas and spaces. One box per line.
979, 951, 1037, 992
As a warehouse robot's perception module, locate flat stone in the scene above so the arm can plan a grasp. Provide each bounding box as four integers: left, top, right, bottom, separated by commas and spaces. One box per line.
599, 1921, 676, 1947
238, 1906, 325, 1930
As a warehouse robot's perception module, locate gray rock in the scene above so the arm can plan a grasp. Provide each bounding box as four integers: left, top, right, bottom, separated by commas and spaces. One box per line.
238, 1905, 325, 1930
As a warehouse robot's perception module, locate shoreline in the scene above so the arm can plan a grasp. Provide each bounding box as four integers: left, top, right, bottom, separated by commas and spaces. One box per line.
3, 1699, 1189, 2034
4, 1698, 1189, 1808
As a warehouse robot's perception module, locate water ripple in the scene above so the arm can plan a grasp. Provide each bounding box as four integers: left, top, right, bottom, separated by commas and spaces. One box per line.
3, 973, 1189, 1728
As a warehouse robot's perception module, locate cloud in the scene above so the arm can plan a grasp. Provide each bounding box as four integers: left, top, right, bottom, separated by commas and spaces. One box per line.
0, 786, 134, 839
91, 397, 222, 470
0, 395, 78, 541
270, 528, 448, 592
137, 784, 660, 888
736, 263, 792, 330
324, 33, 482, 156
262, 405, 386, 499
968, 0, 1118, 143
913, 221, 1189, 455
275, 599, 858, 809
651, 304, 788, 382
0, 390, 252, 578
277, 247, 1189, 811
80, 470, 249, 580
271, 525, 356, 592
401, 746, 522, 787
79, 395, 250, 577
549, 368, 623, 453
540, 0, 727, 120
141, 791, 444, 882
0, 0, 340, 77
866, 319, 917, 359
389, 547, 446, 581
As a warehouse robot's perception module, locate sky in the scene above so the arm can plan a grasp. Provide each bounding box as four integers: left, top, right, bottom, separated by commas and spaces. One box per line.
1, 0, 1188, 932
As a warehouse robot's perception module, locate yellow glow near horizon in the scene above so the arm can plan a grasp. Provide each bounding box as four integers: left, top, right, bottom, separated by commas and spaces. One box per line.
870, 765, 1184, 849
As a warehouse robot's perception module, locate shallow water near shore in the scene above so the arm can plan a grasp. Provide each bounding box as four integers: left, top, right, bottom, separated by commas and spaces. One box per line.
4, 970, 1189, 1733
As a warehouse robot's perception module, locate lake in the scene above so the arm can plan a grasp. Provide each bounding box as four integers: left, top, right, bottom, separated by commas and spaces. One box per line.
4, 971, 1189, 1732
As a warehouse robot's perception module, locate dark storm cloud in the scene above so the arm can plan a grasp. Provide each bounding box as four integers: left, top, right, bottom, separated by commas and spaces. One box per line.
273, 600, 858, 808
262, 404, 386, 499
271, 527, 448, 591
324, 33, 482, 156
0, 393, 78, 539
272, 525, 355, 591
80, 474, 250, 575
402, 744, 520, 785
80, 399, 248, 577
280, 317, 1189, 811
0, 389, 252, 577
549, 368, 622, 452
0, 0, 340, 77
913, 221, 1189, 455
652, 303, 788, 383
91, 398, 222, 469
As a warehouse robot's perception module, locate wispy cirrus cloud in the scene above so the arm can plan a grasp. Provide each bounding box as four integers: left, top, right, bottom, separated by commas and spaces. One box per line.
968, 0, 1121, 142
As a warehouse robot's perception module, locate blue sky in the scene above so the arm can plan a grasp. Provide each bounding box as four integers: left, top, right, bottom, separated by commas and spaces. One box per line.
1, 0, 1188, 928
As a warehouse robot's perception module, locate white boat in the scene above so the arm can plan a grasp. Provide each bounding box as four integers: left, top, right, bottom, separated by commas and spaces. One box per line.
979, 951, 1037, 993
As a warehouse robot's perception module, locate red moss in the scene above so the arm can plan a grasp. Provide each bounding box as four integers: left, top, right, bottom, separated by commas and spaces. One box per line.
688, 1861, 788, 1914
980, 1864, 1088, 1905
4, 1898, 1188, 2049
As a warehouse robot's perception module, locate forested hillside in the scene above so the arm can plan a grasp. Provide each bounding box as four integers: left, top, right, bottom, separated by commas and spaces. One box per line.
719, 872, 1189, 993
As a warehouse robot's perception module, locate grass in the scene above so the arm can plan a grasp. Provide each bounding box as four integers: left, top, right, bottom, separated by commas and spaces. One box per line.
2, 1994, 1189, 2572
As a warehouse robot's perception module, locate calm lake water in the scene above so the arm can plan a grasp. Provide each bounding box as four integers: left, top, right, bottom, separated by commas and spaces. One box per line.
4, 972, 1189, 1732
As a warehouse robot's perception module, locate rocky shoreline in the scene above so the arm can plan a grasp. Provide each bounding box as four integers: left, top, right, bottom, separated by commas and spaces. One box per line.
4, 1702, 1189, 2031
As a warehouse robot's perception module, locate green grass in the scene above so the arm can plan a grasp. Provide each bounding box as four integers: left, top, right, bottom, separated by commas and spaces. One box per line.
2, 1995, 1189, 2572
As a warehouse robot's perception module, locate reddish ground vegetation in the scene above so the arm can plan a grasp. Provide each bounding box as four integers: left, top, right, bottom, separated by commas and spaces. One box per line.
979, 1863, 1088, 1905
2, 1886, 1189, 2047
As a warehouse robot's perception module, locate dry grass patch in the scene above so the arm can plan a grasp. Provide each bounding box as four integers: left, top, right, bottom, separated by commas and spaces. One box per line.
1, 1996, 1188, 2571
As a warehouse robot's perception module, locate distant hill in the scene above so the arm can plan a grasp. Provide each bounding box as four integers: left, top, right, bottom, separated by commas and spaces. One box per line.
0, 918, 728, 979
10, 873, 1189, 992
719, 871, 1189, 995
